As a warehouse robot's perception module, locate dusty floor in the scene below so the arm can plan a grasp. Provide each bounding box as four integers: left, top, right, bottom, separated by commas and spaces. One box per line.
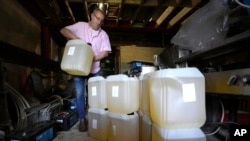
52, 121, 225, 141
53, 121, 98, 141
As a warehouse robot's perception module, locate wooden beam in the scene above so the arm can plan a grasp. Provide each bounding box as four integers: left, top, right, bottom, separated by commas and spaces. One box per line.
167, 0, 200, 29
155, 6, 175, 28
191, 0, 201, 6
116, 0, 124, 25
0, 41, 60, 72
83, 0, 90, 21
155, 0, 184, 28
65, 0, 76, 22
35, 0, 62, 24
130, 5, 142, 25
167, 7, 192, 29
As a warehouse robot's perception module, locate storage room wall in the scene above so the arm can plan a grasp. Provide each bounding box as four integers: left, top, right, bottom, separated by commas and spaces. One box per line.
0, 0, 41, 92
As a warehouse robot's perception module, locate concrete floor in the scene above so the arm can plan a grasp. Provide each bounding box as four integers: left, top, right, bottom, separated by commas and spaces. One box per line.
53, 121, 98, 141
52, 121, 225, 141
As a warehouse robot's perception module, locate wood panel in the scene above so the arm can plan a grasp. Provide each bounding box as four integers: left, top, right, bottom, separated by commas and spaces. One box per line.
0, 40, 60, 72
120, 45, 163, 72
120, 46, 163, 62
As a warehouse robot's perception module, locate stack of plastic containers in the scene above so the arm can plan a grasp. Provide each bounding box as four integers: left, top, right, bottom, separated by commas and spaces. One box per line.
106, 74, 139, 141
87, 76, 108, 141
60, 39, 93, 76
139, 72, 152, 116
151, 126, 206, 141
149, 67, 206, 141
88, 76, 107, 109
138, 72, 153, 141
139, 111, 152, 141
87, 108, 108, 141
108, 112, 139, 141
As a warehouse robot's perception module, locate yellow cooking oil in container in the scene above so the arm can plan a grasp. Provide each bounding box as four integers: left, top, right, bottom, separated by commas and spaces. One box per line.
139, 72, 153, 116
88, 76, 107, 109
60, 39, 93, 76
151, 123, 206, 141
149, 67, 206, 129
106, 74, 139, 114
139, 111, 152, 141
88, 108, 109, 141
107, 112, 139, 141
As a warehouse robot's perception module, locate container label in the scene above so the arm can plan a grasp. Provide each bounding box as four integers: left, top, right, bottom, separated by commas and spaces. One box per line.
92, 119, 97, 129
92, 86, 97, 96
68, 46, 75, 55
112, 86, 119, 97
112, 125, 116, 135
182, 83, 196, 102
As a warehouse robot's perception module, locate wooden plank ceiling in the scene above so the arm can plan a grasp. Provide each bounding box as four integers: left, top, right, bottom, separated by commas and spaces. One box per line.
18, 0, 209, 47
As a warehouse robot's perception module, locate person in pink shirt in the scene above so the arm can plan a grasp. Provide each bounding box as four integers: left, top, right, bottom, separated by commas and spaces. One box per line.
60, 7, 111, 132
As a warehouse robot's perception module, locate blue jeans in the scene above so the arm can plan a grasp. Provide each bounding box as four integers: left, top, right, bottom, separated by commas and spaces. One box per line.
73, 71, 100, 119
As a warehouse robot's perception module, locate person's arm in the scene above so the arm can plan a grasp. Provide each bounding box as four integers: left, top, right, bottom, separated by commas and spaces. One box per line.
94, 51, 109, 61
60, 27, 79, 40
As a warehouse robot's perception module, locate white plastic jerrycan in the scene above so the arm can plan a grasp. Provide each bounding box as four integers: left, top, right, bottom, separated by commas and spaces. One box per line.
61, 39, 93, 76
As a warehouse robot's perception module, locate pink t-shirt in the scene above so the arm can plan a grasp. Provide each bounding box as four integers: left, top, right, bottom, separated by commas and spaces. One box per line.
65, 22, 112, 74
